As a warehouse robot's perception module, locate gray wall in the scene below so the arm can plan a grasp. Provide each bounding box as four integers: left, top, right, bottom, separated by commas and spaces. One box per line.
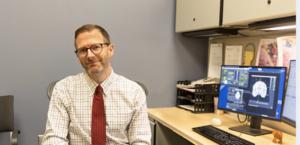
0, 0, 208, 145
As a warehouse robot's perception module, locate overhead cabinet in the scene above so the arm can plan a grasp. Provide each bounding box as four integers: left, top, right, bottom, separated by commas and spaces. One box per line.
176, 0, 221, 33
223, 0, 296, 27
176, 0, 295, 34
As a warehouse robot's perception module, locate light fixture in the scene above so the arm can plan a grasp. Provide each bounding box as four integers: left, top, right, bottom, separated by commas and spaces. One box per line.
182, 28, 238, 37
249, 16, 296, 31
260, 25, 296, 31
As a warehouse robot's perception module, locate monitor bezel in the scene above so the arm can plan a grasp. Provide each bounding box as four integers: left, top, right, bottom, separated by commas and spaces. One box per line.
217, 65, 287, 121
282, 60, 296, 127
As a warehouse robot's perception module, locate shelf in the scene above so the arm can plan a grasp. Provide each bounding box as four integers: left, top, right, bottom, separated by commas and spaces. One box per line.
177, 96, 215, 104
177, 96, 195, 103
176, 82, 219, 113
177, 105, 194, 112
176, 86, 195, 93
176, 85, 220, 95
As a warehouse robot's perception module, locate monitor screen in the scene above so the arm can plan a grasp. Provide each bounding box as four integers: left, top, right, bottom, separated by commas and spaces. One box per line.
218, 65, 286, 120
282, 60, 296, 126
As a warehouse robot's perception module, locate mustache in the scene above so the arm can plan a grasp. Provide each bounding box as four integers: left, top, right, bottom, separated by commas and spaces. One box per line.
86, 59, 100, 64
86, 57, 101, 63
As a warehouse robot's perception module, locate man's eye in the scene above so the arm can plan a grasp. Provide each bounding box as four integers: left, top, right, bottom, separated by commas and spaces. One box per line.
92, 46, 101, 50
80, 48, 88, 53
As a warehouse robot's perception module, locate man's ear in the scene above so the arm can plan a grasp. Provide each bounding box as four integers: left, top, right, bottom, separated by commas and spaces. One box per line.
76, 54, 82, 64
108, 43, 115, 57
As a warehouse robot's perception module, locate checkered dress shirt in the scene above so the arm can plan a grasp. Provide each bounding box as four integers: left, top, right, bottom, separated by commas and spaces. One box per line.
42, 71, 151, 145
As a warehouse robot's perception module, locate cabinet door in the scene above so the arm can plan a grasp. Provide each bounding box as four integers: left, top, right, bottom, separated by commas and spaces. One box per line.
176, 0, 220, 33
223, 0, 296, 26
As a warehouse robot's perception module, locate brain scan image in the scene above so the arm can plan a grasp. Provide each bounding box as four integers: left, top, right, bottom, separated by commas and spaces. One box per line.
226, 87, 245, 110
248, 73, 277, 109
252, 81, 267, 98
235, 91, 241, 99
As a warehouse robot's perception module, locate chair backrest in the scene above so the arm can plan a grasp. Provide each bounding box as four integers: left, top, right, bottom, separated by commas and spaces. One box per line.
135, 81, 148, 96
0, 95, 14, 131
47, 80, 58, 100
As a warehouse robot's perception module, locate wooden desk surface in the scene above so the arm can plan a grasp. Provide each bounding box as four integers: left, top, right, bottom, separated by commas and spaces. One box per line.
148, 107, 296, 145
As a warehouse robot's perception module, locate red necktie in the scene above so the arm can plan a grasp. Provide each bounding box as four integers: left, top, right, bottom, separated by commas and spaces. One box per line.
91, 85, 106, 145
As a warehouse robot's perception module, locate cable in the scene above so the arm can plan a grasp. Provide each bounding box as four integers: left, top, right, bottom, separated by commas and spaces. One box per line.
237, 113, 248, 123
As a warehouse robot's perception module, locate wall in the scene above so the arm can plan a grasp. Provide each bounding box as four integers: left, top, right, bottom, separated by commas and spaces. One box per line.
0, 0, 208, 145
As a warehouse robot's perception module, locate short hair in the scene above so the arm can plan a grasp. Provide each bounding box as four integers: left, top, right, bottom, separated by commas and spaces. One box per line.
74, 24, 110, 48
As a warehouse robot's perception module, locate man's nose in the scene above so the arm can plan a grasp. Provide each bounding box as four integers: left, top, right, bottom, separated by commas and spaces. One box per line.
86, 49, 96, 57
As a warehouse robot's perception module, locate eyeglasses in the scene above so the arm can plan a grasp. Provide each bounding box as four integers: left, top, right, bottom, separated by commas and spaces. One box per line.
75, 43, 110, 57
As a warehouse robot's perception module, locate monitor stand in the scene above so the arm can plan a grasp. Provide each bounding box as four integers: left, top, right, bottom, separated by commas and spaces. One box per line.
229, 116, 271, 136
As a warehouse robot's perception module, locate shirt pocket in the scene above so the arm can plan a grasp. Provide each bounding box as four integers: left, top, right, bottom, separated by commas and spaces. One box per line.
106, 108, 133, 132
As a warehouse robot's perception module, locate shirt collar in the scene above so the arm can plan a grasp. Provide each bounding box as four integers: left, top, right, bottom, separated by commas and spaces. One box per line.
84, 70, 118, 95
100, 70, 117, 92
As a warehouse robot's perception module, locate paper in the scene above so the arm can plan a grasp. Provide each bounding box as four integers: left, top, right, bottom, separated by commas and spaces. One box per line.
243, 51, 255, 65
256, 39, 278, 66
277, 36, 296, 68
243, 43, 256, 66
208, 43, 223, 78
224, 45, 243, 65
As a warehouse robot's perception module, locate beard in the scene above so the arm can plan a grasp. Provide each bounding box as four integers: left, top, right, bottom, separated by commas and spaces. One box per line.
79, 53, 112, 80
84, 61, 105, 75
83, 61, 111, 83
87, 64, 104, 75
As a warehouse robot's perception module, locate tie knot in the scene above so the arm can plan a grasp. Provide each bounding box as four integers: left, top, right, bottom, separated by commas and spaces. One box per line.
94, 85, 103, 96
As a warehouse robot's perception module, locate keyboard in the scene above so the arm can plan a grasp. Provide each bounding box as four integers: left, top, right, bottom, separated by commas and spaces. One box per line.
193, 125, 255, 145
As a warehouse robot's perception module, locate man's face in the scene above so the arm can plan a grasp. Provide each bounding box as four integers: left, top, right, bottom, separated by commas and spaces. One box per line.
75, 29, 114, 76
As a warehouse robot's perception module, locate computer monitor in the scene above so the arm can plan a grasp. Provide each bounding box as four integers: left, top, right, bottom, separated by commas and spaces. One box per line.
282, 60, 296, 127
218, 65, 286, 136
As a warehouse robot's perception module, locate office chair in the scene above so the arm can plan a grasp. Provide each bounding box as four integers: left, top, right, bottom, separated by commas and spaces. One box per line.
47, 80, 58, 100
0, 95, 20, 145
135, 81, 149, 96
38, 80, 58, 145
134, 81, 156, 145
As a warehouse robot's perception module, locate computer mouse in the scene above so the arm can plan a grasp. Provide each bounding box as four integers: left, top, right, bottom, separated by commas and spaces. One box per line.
211, 118, 222, 126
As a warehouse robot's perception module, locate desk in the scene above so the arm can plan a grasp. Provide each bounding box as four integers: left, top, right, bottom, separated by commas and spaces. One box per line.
148, 107, 296, 145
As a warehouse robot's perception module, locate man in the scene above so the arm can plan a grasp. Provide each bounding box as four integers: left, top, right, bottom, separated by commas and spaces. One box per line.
42, 24, 151, 145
